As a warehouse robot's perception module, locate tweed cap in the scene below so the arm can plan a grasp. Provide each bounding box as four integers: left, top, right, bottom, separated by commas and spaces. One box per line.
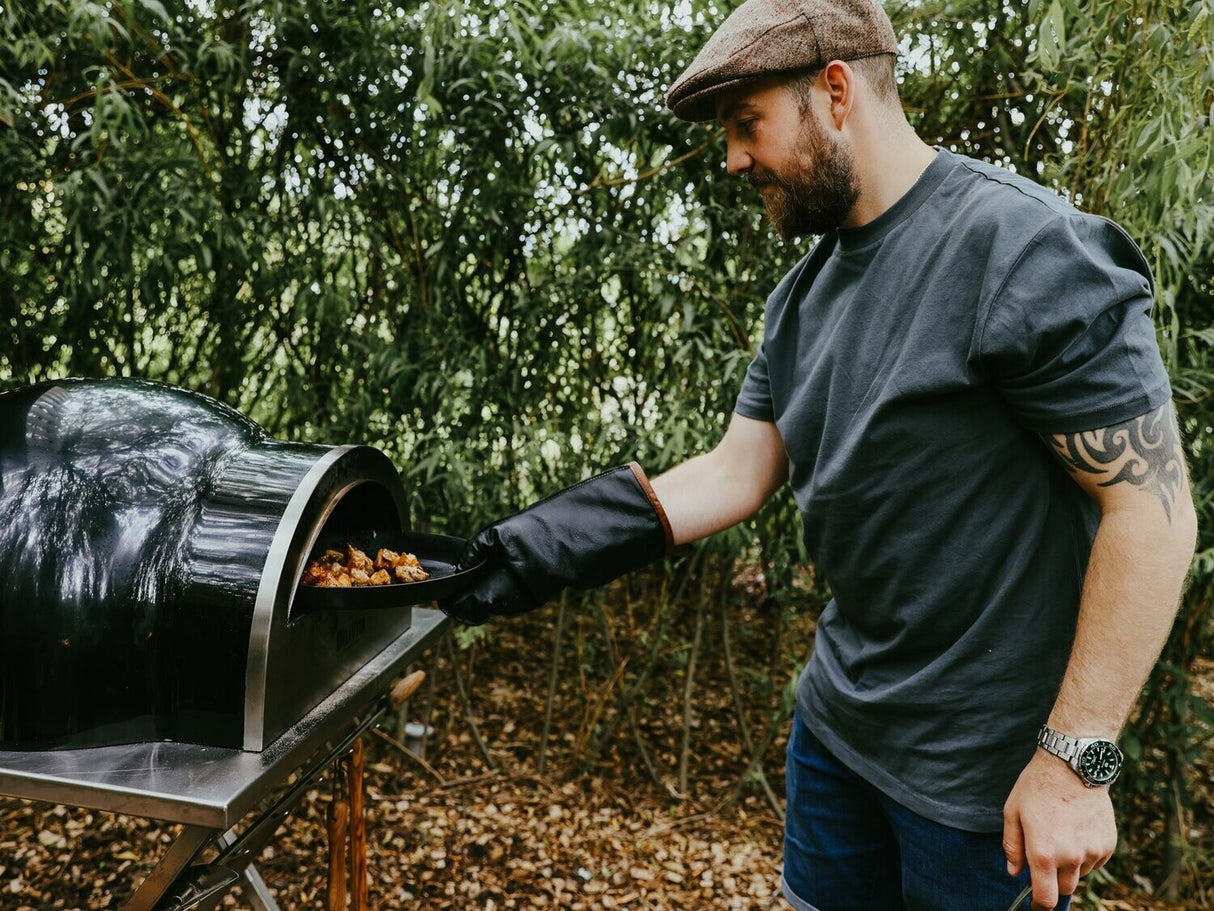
666, 0, 898, 122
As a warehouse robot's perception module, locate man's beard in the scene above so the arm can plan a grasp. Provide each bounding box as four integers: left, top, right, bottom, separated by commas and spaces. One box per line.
748, 120, 860, 239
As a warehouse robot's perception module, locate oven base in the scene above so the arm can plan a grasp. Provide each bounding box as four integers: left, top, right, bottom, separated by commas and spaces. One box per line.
0, 610, 448, 910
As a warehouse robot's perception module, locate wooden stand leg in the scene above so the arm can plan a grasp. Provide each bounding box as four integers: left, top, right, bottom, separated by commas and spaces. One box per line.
349, 739, 368, 911
327, 767, 349, 911
326, 669, 423, 911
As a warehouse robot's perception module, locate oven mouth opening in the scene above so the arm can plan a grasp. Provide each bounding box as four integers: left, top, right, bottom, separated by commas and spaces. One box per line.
287, 480, 406, 622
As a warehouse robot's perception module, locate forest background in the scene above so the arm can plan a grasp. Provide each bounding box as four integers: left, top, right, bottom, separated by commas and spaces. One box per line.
2, 0, 1213, 906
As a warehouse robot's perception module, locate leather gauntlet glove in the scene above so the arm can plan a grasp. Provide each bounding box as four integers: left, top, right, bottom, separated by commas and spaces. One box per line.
440, 462, 674, 626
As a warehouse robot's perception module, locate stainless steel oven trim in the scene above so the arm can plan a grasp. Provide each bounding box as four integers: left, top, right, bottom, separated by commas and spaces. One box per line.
242, 445, 354, 750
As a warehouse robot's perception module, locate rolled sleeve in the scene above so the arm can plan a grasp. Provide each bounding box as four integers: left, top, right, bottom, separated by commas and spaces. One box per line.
980, 214, 1172, 433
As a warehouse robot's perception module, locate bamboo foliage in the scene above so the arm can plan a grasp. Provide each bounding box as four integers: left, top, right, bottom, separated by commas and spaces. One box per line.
2, 0, 1213, 897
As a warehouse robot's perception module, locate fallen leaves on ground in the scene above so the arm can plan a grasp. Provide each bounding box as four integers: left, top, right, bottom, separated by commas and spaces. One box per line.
0, 759, 785, 909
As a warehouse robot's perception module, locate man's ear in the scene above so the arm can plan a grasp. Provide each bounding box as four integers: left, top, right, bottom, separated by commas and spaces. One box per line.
820, 60, 855, 130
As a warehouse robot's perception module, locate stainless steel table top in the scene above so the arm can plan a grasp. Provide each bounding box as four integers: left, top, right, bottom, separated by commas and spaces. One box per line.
0, 608, 448, 829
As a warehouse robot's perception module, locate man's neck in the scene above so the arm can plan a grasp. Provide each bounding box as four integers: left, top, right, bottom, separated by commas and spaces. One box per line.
842, 128, 938, 230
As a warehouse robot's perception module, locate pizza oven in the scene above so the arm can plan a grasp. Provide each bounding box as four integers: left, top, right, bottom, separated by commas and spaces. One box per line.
0, 377, 462, 753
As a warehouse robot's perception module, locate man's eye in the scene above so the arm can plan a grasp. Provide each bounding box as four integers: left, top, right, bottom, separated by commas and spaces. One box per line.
736, 119, 756, 136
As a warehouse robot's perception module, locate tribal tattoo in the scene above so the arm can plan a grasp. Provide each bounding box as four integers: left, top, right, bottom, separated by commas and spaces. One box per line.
1043, 404, 1186, 524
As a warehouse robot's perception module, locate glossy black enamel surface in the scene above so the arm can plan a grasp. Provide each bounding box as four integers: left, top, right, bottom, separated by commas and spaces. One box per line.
0, 378, 417, 751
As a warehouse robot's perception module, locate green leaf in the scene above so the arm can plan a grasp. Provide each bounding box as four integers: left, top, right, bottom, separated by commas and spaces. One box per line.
137, 0, 170, 24
1037, 0, 1066, 73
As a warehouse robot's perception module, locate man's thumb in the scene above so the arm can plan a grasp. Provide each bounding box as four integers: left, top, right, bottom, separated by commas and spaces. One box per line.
1003, 814, 1025, 877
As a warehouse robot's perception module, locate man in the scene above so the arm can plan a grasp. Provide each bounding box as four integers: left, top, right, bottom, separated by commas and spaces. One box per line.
441, 0, 1197, 908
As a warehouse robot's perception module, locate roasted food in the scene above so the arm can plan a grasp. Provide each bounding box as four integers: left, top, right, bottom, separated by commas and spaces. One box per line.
302, 544, 430, 587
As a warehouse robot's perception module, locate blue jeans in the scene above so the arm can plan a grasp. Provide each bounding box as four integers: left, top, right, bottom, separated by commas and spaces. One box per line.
782, 712, 1068, 911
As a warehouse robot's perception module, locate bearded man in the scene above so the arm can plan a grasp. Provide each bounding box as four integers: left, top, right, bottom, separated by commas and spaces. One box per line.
441, 1, 1197, 908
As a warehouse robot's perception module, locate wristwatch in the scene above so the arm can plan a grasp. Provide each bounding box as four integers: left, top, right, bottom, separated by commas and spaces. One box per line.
1037, 725, 1124, 787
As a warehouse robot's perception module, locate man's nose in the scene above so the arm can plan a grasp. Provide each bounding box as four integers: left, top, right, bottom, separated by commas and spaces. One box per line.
726, 142, 753, 177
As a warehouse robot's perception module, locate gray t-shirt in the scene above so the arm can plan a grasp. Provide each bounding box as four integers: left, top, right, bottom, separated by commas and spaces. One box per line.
735, 149, 1172, 832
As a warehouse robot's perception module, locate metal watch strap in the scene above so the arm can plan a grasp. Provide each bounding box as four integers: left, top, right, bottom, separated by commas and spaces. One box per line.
1037, 724, 1080, 762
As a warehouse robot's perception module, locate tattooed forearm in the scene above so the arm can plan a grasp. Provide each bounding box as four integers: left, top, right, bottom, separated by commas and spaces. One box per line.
1043, 404, 1186, 523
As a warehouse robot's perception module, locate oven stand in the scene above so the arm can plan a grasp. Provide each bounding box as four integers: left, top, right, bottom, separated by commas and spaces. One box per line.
232, 860, 278, 911
122, 826, 218, 911
0, 610, 447, 911
124, 697, 390, 911
123, 825, 280, 911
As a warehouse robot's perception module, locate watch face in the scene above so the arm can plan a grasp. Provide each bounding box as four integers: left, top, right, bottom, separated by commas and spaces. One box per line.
1078, 740, 1122, 785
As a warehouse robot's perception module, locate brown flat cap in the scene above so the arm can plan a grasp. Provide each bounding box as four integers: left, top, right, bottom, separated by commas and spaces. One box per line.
666, 0, 898, 122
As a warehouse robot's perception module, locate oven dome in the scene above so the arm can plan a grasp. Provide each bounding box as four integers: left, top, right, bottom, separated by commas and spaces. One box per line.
0, 378, 413, 751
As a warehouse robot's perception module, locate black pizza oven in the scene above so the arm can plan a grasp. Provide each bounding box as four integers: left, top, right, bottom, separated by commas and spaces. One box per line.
0, 377, 461, 753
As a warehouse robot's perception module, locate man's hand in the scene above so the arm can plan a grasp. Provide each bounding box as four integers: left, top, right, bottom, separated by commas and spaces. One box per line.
1003, 750, 1117, 909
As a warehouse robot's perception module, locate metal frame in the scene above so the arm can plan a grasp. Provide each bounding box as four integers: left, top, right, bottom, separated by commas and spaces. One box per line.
0, 609, 448, 910
244, 445, 353, 750
244, 444, 413, 751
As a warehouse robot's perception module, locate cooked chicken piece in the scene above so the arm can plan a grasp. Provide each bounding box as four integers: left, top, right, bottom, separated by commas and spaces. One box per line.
301, 564, 327, 586
393, 563, 429, 584
370, 568, 391, 585
350, 568, 372, 585
346, 545, 374, 573
322, 549, 345, 563
375, 548, 399, 569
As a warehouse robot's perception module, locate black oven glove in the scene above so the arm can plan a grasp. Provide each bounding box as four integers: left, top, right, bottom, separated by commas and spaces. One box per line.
438, 462, 675, 626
